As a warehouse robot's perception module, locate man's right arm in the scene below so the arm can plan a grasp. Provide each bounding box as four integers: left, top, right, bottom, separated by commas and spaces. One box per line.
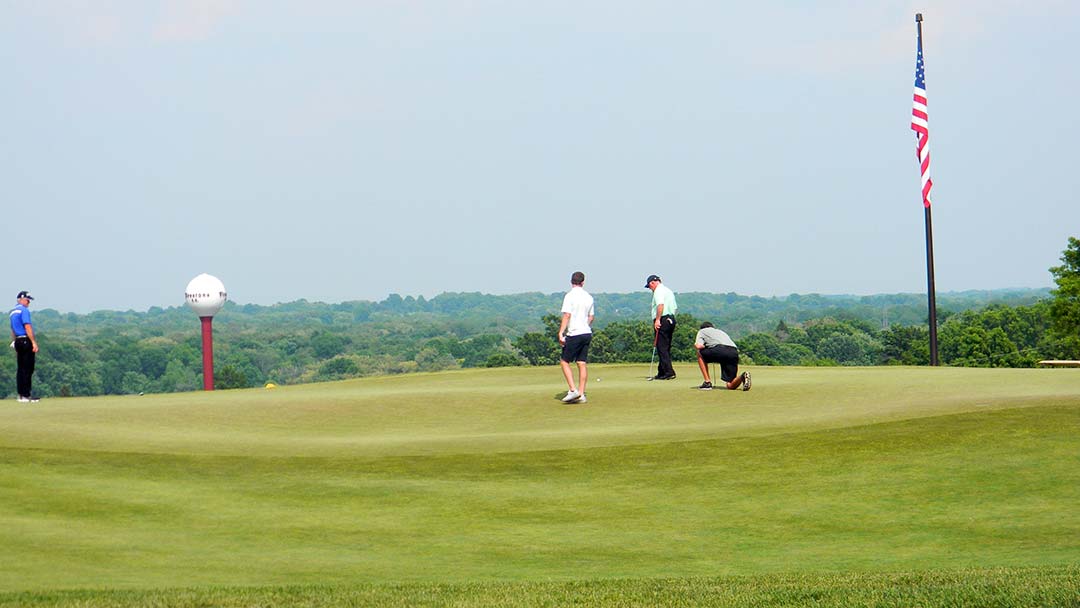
557, 313, 570, 345
24, 324, 38, 352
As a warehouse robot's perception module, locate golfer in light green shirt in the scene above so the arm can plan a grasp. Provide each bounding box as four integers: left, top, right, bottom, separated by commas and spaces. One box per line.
645, 274, 678, 380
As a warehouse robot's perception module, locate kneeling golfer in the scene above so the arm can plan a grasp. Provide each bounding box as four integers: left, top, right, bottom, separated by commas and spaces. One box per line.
694, 322, 750, 391
558, 271, 594, 404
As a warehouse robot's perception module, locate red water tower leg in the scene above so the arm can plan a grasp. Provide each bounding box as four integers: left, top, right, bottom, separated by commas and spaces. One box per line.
201, 316, 215, 391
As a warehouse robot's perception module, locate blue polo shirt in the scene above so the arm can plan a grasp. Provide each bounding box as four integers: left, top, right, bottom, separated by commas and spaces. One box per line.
9, 304, 31, 337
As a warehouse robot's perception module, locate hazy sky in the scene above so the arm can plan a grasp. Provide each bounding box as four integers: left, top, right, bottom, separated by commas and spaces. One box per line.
4, 1, 1078, 313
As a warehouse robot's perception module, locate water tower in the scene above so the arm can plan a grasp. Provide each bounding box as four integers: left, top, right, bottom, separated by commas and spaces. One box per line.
185, 273, 227, 391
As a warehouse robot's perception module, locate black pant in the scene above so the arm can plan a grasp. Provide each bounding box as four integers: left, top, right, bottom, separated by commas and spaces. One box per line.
701, 344, 740, 382
14, 337, 35, 398
656, 315, 676, 378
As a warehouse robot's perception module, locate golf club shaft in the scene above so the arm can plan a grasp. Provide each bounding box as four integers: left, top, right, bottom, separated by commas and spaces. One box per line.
649, 328, 658, 377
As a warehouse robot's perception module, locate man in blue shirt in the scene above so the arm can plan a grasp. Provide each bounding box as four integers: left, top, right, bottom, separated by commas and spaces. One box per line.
10, 291, 39, 403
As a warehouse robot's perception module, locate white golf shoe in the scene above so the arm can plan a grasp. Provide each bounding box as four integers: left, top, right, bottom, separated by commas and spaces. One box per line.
561, 390, 581, 403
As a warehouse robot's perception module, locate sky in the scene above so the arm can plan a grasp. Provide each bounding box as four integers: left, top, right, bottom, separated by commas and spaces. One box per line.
3, 1, 1078, 314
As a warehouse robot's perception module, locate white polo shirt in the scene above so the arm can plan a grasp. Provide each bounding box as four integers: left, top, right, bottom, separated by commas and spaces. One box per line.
561, 286, 595, 337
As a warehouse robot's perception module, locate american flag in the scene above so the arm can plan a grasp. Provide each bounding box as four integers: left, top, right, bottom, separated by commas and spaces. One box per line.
911, 33, 932, 208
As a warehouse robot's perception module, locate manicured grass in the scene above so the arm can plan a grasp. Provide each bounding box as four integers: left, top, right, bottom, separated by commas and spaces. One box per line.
1, 365, 1078, 605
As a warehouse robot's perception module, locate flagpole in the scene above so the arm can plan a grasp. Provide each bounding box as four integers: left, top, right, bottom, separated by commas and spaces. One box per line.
916, 13, 940, 366
925, 185, 939, 366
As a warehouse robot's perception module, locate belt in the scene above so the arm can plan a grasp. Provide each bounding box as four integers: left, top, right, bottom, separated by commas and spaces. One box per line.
660, 314, 675, 319
14, 335, 29, 339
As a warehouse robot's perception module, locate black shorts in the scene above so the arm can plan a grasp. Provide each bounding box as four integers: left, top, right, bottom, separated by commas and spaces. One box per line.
561, 333, 592, 363
700, 344, 739, 382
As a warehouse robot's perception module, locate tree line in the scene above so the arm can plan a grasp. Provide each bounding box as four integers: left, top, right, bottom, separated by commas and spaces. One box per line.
513, 297, 1071, 369
5, 237, 1077, 398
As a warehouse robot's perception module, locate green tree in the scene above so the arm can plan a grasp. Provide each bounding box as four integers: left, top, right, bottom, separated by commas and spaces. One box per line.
541, 313, 562, 336
99, 338, 143, 394
777, 342, 817, 366
591, 320, 652, 363
1049, 236, 1080, 357
455, 335, 512, 368
984, 327, 1020, 367
318, 356, 360, 380
880, 325, 930, 365
120, 371, 150, 394
818, 334, 864, 364
740, 334, 783, 366
942, 324, 991, 367
774, 320, 791, 341
485, 353, 524, 367
137, 338, 171, 379
311, 331, 349, 359
415, 348, 459, 372
673, 313, 702, 362
585, 332, 614, 363
513, 332, 559, 365
158, 359, 199, 393
215, 364, 249, 389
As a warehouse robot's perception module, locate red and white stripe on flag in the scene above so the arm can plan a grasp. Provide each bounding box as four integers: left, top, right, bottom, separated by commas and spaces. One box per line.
911, 42, 932, 208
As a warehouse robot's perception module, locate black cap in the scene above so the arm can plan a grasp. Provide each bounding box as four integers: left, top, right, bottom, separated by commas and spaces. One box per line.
16, 291, 33, 301
644, 274, 661, 288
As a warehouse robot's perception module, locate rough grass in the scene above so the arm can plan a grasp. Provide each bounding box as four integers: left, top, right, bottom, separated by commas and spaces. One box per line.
1, 365, 1078, 605
3, 567, 1079, 607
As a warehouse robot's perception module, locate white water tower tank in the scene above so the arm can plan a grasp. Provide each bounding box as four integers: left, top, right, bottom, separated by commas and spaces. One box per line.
185, 273, 227, 317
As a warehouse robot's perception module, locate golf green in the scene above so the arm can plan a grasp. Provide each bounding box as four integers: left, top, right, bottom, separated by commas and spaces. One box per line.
1, 365, 1077, 598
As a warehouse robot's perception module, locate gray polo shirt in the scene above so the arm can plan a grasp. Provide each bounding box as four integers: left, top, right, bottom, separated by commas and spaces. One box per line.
695, 327, 736, 349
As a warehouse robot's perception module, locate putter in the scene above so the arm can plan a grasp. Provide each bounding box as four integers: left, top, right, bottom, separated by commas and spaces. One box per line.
647, 328, 658, 379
